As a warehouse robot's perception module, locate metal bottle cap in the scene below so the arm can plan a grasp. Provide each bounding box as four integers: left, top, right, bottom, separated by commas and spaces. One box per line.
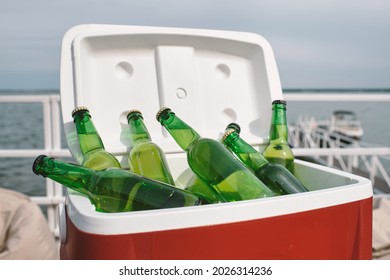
71, 106, 90, 117
156, 107, 171, 121
226, 122, 241, 134
126, 109, 142, 120
221, 128, 236, 143
272, 100, 286, 105
32, 154, 48, 175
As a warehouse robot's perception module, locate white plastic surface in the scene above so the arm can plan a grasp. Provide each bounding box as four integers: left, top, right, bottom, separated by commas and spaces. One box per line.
60, 24, 283, 167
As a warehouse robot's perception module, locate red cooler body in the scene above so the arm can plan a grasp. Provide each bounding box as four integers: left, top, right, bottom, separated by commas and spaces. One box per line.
58, 25, 373, 260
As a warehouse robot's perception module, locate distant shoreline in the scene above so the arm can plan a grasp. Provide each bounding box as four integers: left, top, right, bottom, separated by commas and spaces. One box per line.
1, 88, 390, 94
0, 89, 60, 93
283, 88, 390, 93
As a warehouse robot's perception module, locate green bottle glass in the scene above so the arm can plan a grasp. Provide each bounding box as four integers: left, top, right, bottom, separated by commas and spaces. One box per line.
127, 109, 175, 185
222, 124, 308, 194
72, 106, 121, 170
184, 171, 224, 204
156, 107, 276, 202
175, 166, 222, 204
32, 155, 202, 213
263, 100, 295, 170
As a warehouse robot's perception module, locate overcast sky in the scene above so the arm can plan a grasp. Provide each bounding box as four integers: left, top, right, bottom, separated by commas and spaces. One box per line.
0, 0, 389, 90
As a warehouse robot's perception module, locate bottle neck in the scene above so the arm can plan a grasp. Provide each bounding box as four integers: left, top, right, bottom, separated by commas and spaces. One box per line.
33, 156, 93, 191
223, 130, 268, 169
127, 114, 152, 145
73, 112, 105, 155
157, 109, 200, 151
269, 104, 288, 141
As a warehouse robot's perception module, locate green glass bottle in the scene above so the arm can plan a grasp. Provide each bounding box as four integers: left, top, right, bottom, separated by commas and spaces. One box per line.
184, 171, 224, 204
32, 155, 202, 213
72, 106, 121, 170
263, 100, 295, 170
156, 107, 276, 202
222, 124, 308, 194
127, 109, 175, 185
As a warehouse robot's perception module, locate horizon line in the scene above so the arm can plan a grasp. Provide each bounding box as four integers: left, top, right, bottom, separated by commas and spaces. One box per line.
1, 88, 390, 93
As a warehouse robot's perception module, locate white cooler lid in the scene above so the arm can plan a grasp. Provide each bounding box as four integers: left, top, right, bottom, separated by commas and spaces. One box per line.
58, 25, 372, 236
60, 24, 283, 167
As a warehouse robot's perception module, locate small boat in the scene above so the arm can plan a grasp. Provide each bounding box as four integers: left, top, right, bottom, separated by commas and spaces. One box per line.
315, 110, 364, 145
329, 110, 364, 140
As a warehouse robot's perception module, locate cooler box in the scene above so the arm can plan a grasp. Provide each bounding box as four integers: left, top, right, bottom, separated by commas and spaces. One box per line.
58, 24, 373, 260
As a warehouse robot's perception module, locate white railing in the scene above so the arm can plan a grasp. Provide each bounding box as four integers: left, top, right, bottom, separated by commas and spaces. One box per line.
1, 92, 390, 236
285, 93, 390, 194
0, 94, 70, 236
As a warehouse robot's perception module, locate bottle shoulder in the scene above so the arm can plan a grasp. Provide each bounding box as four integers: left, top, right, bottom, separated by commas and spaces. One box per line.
82, 149, 121, 169
129, 141, 164, 153
193, 137, 220, 145
83, 148, 113, 157
187, 137, 225, 151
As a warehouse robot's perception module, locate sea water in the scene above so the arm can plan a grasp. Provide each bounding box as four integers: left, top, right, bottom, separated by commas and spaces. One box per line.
0, 90, 69, 198
0, 89, 389, 198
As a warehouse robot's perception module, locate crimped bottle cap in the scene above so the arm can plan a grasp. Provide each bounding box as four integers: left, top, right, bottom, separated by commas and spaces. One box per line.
272, 100, 286, 105
126, 109, 142, 120
156, 107, 171, 121
221, 128, 236, 143
71, 106, 89, 117
32, 154, 47, 175
226, 122, 241, 134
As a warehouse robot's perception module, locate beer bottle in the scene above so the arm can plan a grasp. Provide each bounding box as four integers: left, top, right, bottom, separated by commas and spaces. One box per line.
32, 155, 202, 213
222, 124, 308, 194
127, 109, 175, 185
263, 100, 295, 170
156, 107, 276, 202
72, 106, 121, 170
184, 171, 224, 204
